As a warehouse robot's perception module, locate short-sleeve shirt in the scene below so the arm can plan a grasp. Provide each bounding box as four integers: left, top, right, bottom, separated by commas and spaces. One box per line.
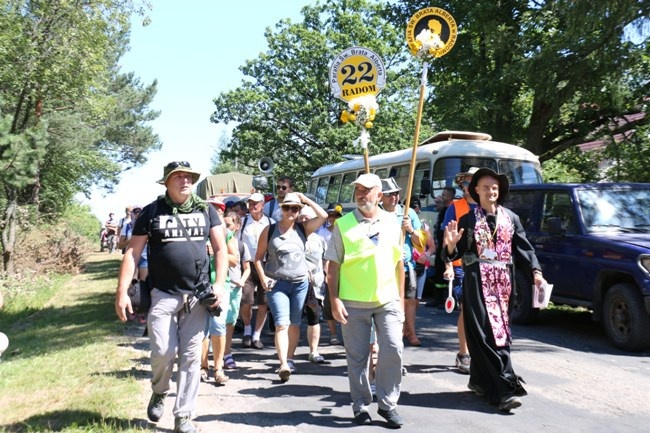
132, 198, 221, 295
239, 214, 274, 260
385, 204, 421, 270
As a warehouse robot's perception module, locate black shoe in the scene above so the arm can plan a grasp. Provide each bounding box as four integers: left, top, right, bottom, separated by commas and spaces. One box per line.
147, 392, 165, 422
497, 395, 522, 412
467, 382, 486, 397
242, 335, 252, 348
353, 410, 372, 425
378, 408, 404, 428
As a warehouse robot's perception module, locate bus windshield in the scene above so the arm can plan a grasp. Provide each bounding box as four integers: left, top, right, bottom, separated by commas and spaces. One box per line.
431, 157, 542, 197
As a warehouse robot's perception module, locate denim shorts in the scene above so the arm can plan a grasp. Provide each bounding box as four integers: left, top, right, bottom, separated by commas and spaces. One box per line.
267, 278, 309, 327
205, 286, 231, 337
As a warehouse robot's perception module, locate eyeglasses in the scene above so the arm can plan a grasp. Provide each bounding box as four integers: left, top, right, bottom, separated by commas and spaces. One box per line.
165, 161, 190, 170
282, 205, 301, 213
133, 209, 141, 214
277, 185, 289, 191
461, 181, 470, 187
384, 192, 399, 197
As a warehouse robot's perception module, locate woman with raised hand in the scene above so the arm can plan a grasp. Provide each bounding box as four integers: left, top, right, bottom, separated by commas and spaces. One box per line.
254, 192, 327, 382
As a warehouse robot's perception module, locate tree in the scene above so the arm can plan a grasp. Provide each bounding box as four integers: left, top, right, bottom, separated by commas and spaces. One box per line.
0, 0, 160, 274
387, 0, 650, 162
210, 0, 434, 188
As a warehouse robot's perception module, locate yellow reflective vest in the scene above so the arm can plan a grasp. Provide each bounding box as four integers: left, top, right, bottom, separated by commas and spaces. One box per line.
337, 212, 401, 304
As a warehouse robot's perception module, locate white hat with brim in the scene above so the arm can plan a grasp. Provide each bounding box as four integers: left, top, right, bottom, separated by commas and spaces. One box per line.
281, 192, 304, 208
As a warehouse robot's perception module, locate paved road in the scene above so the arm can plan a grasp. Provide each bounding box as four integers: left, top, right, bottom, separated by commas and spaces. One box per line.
124, 303, 650, 433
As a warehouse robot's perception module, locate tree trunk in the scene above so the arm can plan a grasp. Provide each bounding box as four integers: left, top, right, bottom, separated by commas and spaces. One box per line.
1, 193, 18, 275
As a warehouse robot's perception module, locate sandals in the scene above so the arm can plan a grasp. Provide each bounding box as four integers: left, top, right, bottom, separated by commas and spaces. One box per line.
278, 365, 291, 382
214, 369, 229, 385
200, 367, 210, 382
223, 355, 237, 370
406, 334, 422, 347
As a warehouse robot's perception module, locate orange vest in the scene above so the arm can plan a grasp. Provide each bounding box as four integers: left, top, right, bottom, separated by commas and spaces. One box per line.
452, 198, 470, 266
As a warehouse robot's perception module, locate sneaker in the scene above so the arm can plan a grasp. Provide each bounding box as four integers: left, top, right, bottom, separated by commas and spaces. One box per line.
308, 352, 325, 363
330, 336, 340, 345
287, 359, 297, 373
174, 416, 197, 433
497, 395, 522, 412
353, 410, 372, 425
377, 407, 404, 428
242, 335, 252, 348
455, 352, 471, 374
147, 392, 165, 422
467, 382, 486, 397
252, 339, 264, 349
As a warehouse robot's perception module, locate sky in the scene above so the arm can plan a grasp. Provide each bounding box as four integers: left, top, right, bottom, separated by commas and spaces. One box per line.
83, 0, 313, 222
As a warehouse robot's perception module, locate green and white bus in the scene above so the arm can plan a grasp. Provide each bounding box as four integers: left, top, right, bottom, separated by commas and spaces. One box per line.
308, 130, 542, 228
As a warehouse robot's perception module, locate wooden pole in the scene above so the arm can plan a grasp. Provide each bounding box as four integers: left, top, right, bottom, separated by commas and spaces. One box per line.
403, 61, 428, 213
364, 147, 370, 173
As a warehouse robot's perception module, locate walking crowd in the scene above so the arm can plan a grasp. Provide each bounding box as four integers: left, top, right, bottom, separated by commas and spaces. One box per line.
114, 161, 546, 432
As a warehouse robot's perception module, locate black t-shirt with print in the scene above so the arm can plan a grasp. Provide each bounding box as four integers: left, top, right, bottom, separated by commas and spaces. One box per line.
132, 198, 221, 295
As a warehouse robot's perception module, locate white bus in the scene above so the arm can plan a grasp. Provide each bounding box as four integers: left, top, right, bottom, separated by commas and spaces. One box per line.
307, 130, 543, 228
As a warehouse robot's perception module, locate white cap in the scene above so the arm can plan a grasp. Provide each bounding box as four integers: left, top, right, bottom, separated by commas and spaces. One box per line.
247, 192, 265, 202
351, 173, 382, 189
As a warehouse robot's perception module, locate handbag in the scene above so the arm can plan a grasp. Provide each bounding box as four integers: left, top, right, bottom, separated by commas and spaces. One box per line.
127, 277, 151, 314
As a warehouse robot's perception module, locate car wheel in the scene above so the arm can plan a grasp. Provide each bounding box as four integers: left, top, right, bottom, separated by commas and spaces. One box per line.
603, 283, 650, 351
509, 268, 539, 325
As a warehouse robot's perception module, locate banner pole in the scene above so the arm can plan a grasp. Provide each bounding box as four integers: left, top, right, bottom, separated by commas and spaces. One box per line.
403, 61, 428, 213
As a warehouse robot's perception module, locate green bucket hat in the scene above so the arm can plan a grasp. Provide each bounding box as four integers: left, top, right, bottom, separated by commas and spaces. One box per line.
157, 161, 201, 185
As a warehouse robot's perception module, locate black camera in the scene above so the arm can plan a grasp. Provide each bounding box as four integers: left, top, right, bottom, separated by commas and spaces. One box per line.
194, 281, 222, 317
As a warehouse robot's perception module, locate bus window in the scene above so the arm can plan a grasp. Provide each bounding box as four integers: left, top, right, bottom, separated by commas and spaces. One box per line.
326, 174, 342, 204
339, 172, 358, 204
499, 160, 543, 184
432, 157, 498, 196
316, 177, 329, 204
308, 178, 317, 197
413, 162, 430, 197
391, 164, 410, 191
374, 168, 388, 179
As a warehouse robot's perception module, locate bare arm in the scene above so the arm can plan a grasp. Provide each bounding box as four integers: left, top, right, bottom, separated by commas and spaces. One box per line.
254, 226, 271, 290
326, 260, 348, 324
209, 224, 229, 291
296, 192, 328, 235
115, 235, 147, 321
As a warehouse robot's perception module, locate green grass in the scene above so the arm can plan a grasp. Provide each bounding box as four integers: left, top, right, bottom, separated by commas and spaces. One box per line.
0, 253, 151, 432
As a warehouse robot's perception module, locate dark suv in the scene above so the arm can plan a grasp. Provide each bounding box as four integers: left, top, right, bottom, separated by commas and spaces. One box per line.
504, 183, 650, 351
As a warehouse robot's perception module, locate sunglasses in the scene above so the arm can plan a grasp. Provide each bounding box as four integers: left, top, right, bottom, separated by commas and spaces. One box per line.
384, 192, 399, 197
461, 181, 470, 187
282, 205, 301, 213
133, 209, 141, 214
165, 161, 190, 170
277, 185, 289, 191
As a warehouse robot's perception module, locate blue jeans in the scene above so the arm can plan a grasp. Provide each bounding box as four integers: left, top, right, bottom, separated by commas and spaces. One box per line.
267, 278, 309, 326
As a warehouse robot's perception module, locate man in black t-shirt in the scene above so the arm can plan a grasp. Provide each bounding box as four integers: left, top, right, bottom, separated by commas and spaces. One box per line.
115, 161, 228, 433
